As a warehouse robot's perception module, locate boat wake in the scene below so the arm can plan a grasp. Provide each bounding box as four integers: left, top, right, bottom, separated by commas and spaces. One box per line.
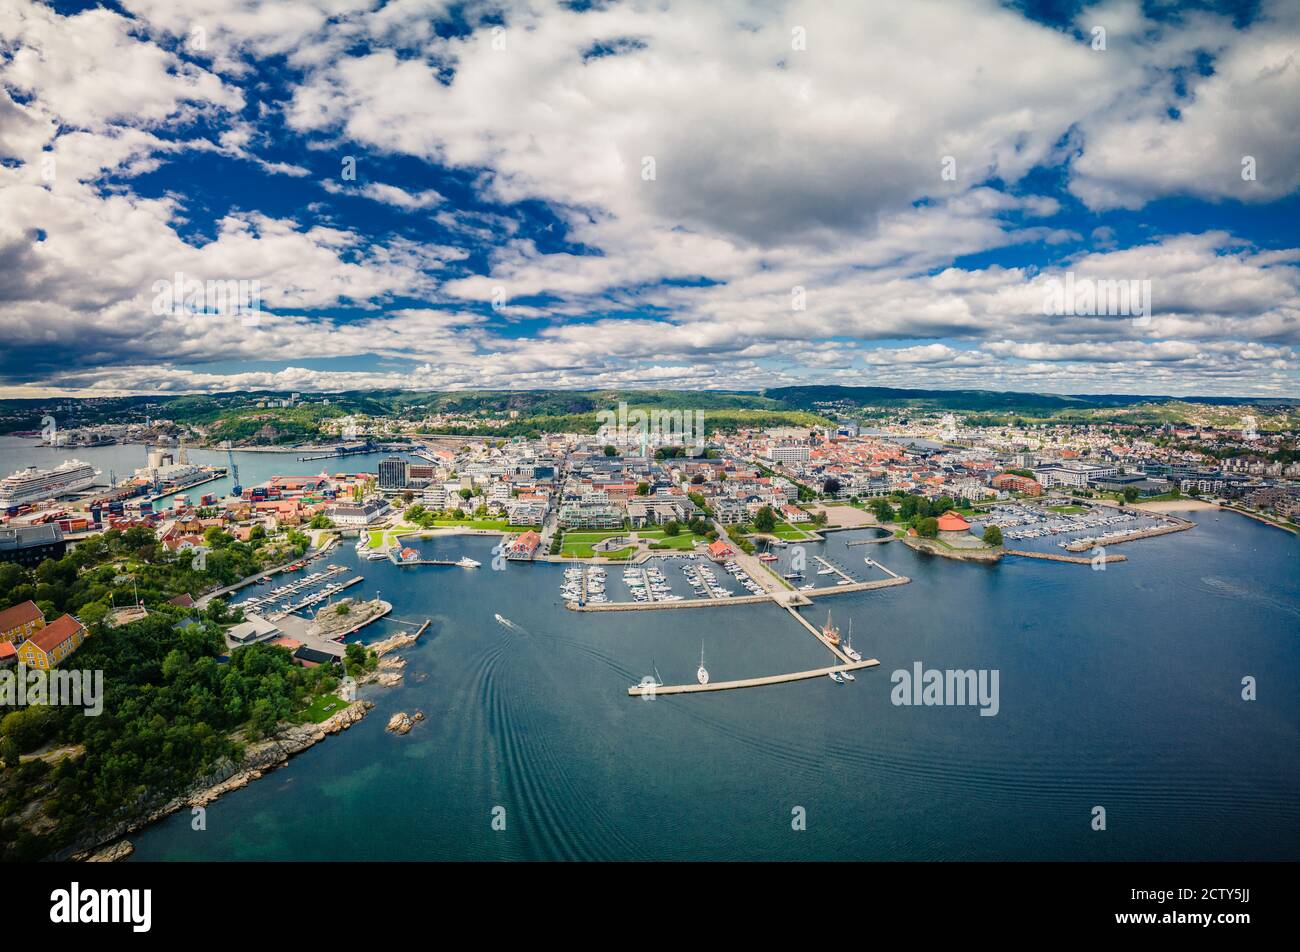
494, 613, 529, 634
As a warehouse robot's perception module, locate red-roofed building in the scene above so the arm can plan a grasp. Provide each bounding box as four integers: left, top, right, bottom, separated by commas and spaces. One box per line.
707, 539, 733, 561
0, 600, 44, 646
507, 530, 541, 560
0, 641, 16, 666
16, 614, 86, 669
991, 473, 1042, 496
936, 512, 971, 533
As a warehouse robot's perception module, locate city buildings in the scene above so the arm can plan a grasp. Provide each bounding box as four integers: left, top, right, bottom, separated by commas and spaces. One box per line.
0, 524, 66, 566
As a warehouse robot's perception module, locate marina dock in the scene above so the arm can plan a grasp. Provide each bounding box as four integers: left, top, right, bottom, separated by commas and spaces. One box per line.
813, 555, 855, 584
628, 659, 880, 696
785, 605, 851, 663
567, 573, 909, 610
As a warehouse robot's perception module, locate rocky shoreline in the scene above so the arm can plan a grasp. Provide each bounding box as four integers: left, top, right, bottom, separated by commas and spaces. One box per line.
901, 537, 1003, 562
58, 699, 372, 862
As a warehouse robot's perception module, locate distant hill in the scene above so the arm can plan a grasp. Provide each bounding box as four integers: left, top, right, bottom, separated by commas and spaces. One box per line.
763, 385, 1295, 413
1, 386, 1294, 442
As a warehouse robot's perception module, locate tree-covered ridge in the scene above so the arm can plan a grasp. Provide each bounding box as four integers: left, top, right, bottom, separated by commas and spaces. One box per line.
0, 524, 334, 861
0, 605, 340, 862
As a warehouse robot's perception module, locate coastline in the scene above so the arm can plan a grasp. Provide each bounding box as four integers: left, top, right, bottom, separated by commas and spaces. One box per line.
58, 699, 372, 862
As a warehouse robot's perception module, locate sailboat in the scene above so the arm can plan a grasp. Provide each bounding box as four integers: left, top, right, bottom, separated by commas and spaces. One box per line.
697, 643, 709, 685
844, 618, 862, 662
636, 660, 665, 694
821, 610, 841, 646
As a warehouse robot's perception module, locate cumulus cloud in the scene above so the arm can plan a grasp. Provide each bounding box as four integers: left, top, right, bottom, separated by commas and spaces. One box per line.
0, 0, 1297, 398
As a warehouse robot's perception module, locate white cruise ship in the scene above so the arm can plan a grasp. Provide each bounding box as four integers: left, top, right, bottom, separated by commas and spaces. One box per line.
0, 460, 99, 509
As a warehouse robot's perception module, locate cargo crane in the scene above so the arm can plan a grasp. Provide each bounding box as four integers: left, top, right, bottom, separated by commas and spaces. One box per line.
223, 441, 242, 498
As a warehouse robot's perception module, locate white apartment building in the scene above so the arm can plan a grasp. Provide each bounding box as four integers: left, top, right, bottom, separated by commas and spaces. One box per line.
766, 444, 811, 465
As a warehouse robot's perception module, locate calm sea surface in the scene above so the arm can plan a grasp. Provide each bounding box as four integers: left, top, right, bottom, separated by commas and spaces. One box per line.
3, 438, 1297, 860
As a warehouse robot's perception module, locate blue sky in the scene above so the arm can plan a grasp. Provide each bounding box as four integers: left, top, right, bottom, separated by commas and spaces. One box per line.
1, 0, 1297, 397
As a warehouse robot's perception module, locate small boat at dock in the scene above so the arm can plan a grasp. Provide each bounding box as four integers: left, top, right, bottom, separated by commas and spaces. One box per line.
821, 611, 841, 646
697, 643, 709, 685
843, 619, 862, 662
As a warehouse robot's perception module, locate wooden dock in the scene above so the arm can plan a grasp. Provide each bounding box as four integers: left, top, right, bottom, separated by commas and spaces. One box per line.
628, 658, 879, 696
845, 535, 897, 546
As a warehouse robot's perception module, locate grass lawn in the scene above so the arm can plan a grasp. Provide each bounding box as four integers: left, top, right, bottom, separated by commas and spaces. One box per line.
1047, 505, 1088, 514
646, 533, 707, 550
559, 529, 631, 557
302, 694, 348, 723
743, 520, 815, 540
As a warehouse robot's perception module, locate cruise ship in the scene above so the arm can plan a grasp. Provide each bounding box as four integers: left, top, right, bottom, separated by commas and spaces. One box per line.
0, 460, 100, 509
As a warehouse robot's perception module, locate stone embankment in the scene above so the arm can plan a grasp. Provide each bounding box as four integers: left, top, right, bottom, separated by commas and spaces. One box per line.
901, 537, 1003, 562
1005, 549, 1128, 565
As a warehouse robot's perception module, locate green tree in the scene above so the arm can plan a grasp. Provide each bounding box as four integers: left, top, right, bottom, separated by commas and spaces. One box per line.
603, 445, 617, 456
917, 517, 939, 538
983, 524, 1003, 546
1123, 485, 1140, 503
753, 505, 777, 534
663, 520, 681, 537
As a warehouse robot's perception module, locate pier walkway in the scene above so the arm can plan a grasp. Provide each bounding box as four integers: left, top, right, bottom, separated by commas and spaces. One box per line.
785, 605, 851, 663
813, 555, 855, 584
628, 658, 880, 696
